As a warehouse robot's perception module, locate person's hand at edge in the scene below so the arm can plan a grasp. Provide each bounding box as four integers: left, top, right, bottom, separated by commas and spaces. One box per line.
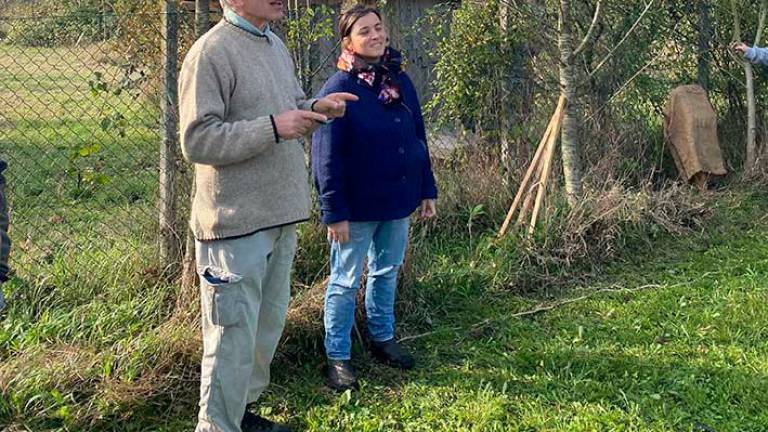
328, 220, 350, 244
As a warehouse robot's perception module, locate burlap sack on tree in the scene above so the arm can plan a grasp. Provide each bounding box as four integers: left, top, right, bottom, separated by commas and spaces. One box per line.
663, 84, 727, 182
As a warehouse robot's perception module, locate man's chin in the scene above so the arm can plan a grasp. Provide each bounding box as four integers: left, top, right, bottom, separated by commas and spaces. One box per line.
268, 11, 284, 21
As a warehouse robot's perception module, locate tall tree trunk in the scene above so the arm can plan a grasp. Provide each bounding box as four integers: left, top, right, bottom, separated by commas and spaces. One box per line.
745, 63, 757, 171
733, 0, 766, 172
499, 0, 514, 184
698, 0, 711, 90
558, 0, 582, 204
750, 0, 768, 170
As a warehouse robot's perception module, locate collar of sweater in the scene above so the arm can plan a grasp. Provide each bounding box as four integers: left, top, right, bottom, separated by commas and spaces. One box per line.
223, 8, 271, 39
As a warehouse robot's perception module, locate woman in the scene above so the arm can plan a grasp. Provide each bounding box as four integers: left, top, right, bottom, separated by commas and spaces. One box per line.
311, 5, 438, 391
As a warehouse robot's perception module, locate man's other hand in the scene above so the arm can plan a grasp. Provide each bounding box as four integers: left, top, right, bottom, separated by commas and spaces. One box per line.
274, 110, 328, 140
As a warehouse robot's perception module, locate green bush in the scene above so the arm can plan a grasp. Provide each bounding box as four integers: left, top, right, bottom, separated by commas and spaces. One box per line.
419, 0, 537, 134
4, 0, 114, 47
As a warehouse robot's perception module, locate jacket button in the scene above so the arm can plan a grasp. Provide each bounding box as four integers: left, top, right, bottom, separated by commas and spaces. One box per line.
401, 176, 407, 183
394, 118, 402, 123
398, 147, 405, 154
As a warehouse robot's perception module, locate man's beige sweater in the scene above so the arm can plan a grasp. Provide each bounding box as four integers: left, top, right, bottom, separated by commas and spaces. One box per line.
179, 20, 315, 241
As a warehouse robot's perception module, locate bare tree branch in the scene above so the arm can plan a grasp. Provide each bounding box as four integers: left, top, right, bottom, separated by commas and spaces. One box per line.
584, 49, 665, 122
572, 0, 602, 58
588, 0, 654, 78
731, 0, 742, 43
399, 283, 679, 344
755, 0, 768, 46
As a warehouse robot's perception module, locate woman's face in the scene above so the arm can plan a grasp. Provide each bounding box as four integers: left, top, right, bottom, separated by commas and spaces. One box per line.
345, 13, 387, 61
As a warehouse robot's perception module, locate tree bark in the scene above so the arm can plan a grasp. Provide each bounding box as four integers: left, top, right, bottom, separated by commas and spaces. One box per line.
697, 0, 711, 90
750, 0, 768, 170
559, 0, 582, 204
746, 62, 757, 171
499, 0, 514, 184
732, 0, 766, 172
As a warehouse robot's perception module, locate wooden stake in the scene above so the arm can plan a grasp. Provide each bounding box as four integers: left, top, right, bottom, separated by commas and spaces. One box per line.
528, 137, 556, 235
498, 96, 567, 238
497, 123, 551, 236
516, 181, 538, 227
516, 149, 550, 227
529, 100, 566, 235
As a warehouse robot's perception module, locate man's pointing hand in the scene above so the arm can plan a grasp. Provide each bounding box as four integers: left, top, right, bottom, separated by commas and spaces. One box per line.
313, 92, 359, 119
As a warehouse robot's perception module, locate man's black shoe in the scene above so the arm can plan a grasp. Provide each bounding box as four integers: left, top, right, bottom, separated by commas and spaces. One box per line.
370, 338, 415, 370
241, 410, 292, 432
326, 359, 359, 391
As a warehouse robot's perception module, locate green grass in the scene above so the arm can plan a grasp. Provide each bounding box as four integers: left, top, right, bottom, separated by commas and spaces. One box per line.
243, 190, 768, 432
4, 188, 767, 431
2, 44, 768, 431
0, 42, 185, 429
0, 43, 164, 281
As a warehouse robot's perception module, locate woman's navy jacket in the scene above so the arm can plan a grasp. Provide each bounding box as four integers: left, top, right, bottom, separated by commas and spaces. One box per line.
311, 70, 438, 225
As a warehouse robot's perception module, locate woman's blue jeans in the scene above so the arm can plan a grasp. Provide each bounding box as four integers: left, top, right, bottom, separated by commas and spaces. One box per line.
324, 217, 410, 360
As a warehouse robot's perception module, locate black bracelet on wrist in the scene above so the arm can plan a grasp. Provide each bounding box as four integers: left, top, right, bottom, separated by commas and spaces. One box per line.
269, 115, 280, 143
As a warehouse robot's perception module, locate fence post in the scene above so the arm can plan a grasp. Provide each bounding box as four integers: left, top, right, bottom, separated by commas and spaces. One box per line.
178, 0, 210, 309
196, 0, 210, 36
160, 0, 180, 274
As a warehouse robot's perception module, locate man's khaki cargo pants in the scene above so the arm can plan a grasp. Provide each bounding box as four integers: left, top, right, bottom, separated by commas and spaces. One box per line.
194, 224, 297, 432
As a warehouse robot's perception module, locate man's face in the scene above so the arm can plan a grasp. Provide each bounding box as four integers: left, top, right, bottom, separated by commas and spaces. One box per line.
233, 0, 284, 24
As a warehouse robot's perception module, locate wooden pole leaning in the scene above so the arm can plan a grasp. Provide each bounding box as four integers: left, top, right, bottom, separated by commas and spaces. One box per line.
529, 103, 565, 235
516, 143, 553, 229
515, 176, 538, 228
498, 95, 567, 238
498, 98, 562, 237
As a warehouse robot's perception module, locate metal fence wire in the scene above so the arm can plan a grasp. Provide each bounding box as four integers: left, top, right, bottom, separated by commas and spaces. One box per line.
0, 11, 203, 291
0, 7, 465, 301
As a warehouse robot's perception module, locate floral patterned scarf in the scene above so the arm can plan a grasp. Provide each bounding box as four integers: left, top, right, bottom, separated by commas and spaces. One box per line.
337, 47, 404, 105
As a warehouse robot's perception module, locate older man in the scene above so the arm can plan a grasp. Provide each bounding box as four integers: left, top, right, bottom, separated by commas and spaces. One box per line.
179, 1, 357, 431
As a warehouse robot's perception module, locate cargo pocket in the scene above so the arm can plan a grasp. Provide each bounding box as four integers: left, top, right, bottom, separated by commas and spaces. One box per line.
200, 266, 245, 328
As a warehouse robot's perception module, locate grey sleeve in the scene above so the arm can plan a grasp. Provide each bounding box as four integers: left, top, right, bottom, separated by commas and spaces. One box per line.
178, 50, 278, 166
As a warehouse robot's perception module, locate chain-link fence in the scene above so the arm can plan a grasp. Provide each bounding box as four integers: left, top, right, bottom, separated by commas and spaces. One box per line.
0, 5, 466, 303
0, 10, 203, 295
